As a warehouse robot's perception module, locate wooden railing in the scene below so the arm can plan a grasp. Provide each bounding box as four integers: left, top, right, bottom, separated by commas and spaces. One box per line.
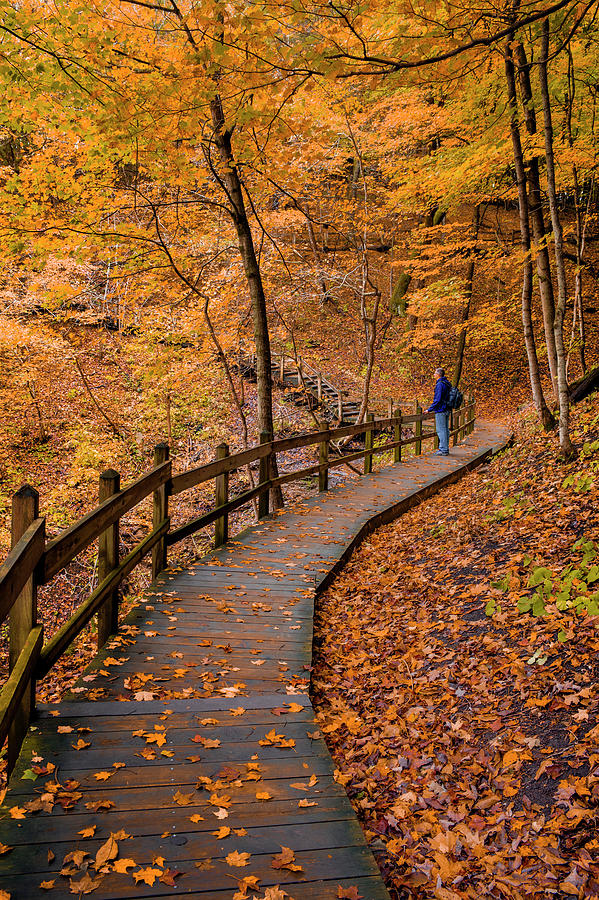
0, 401, 476, 771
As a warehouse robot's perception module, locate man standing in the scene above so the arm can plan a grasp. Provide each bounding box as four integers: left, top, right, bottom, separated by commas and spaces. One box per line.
427, 367, 452, 456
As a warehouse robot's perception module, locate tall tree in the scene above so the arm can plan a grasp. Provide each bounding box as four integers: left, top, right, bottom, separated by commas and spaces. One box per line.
505, 36, 555, 431
539, 17, 576, 455
514, 41, 559, 398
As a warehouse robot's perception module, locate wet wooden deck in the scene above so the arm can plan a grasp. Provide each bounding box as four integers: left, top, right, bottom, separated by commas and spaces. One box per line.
0, 421, 510, 898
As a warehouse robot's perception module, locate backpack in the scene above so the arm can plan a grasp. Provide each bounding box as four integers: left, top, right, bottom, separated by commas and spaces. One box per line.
447, 385, 463, 409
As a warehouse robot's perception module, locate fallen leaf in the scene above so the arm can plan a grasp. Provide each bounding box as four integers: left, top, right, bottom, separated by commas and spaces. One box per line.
337, 888, 363, 899
113, 859, 136, 874
173, 791, 195, 806
94, 835, 118, 869
226, 850, 251, 867
159, 868, 182, 886
271, 846, 303, 872
133, 867, 162, 885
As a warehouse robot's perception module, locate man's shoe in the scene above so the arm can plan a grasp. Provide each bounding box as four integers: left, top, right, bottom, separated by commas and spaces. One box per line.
435, 451, 449, 456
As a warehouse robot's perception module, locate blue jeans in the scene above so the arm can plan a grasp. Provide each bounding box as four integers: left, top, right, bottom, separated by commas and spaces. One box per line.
435, 411, 450, 454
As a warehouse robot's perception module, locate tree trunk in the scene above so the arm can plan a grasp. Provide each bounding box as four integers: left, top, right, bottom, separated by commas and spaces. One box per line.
569, 166, 589, 376
209, 95, 284, 505
505, 42, 555, 431
539, 20, 576, 456
565, 48, 590, 378
306, 218, 331, 305
514, 42, 559, 398
356, 303, 379, 426
453, 205, 481, 387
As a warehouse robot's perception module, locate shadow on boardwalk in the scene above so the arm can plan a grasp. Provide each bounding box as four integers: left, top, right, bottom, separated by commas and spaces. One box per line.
0, 421, 510, 899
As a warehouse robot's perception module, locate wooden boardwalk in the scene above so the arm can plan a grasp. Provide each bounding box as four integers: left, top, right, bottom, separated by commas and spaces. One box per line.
0, 421, 509, 899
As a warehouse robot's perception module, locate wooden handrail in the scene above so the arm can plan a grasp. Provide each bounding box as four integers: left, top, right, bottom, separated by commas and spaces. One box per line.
171, 444, 269, 495
169, 407, 452, 498
43, 460, 171, 583
0, 519, 45, 624
0, 626, 43, 748
38, 518, 170, 678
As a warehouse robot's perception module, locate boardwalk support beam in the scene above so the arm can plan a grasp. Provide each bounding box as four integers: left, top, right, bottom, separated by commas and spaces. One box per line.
97, 469, 120, 649
319, 429, 329, 492
415, 404, 422, 455
259, 430, 272, 519
214, 443, 229, 547
394, 411, 402, 463
364, 413, 374, 475
8, 486, 40, 773
152, 443, 170, 579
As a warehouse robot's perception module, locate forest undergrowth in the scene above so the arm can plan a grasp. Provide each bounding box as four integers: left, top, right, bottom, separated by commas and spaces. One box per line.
312, 396, 599, 900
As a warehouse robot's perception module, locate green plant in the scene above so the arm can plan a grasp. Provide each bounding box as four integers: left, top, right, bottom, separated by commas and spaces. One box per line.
486, 538, 599, 637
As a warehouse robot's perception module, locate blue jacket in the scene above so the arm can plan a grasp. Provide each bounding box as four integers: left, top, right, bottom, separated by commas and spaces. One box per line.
428, 376, 451, 413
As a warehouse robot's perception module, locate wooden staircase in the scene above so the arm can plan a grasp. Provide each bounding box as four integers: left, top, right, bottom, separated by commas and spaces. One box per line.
236, 351, 365, 424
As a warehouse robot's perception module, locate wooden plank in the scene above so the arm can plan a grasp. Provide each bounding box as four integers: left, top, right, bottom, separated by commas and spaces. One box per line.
36, 692, 315, 716
166, 878, 391, 900
0, 796, 354, 845
0, 818, 370, 875
0, 518, 45, 624
0, 846, 382, 899
38, 519, 170, 677
43, 461, 170, 583
17, 717, 327, 749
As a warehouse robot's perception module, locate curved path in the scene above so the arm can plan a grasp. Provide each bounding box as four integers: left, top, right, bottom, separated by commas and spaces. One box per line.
0, 421, 510, 899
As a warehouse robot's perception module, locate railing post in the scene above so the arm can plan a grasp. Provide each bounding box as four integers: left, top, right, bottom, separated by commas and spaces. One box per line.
394, 410, 402, 463
97, 469, 120, 649
259, 430, 272, 519
214, 443, 229, 548
387, 399, 393, 418
468, 394, 474, 434
452, 409, 459, 446
337, 393, 343, 422
9, 485, 41, 772
415, 404, 422, 455
433, 420, 439, 451
298, 358, 303, 387
279, 355, 285, 381
364, 412, 374, 474
319, 426, 329, 492
317, 372, 323, 403
152, 443, 170, 579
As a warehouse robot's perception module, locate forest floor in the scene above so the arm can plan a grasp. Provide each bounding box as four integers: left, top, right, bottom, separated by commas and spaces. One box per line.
312, 396, 599, 900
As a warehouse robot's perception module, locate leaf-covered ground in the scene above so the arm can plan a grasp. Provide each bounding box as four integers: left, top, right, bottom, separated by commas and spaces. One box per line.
312, 397, 599, 900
